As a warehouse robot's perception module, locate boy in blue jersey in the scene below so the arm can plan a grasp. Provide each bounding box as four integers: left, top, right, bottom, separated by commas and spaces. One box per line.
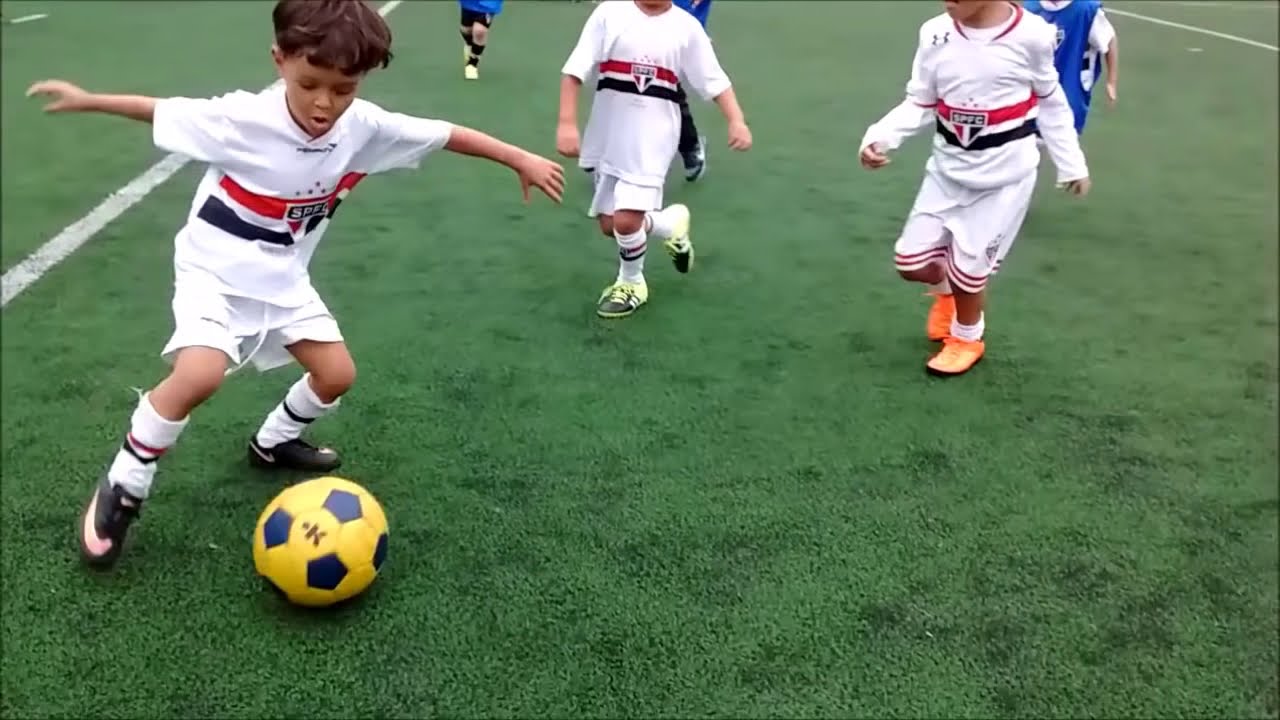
673, 0, 711, 180
459, 0, 504, 80
1025, 0, 1118, 134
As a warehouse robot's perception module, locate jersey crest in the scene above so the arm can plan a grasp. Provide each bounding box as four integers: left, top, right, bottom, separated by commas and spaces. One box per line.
1055, 26, 1065, 49
946, 110, 989, 147
631, 63, 657, 92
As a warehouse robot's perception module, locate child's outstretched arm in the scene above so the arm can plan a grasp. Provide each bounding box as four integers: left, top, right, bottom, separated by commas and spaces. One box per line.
445, 126, 566, 203
27, 80, 156, 122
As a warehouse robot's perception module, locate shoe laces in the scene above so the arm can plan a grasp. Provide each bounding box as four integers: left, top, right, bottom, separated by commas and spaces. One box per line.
608, 283, 638, 302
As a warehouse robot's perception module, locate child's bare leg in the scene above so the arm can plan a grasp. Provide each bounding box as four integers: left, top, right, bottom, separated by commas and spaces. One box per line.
250, 339, 355, 472
82, 346, 228, 568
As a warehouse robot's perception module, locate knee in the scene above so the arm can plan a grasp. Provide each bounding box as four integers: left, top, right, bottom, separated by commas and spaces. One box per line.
310, 357, 357, 400
898, 264, 943, 284
612, 211, 644, 236
168, 348, 228, 406
471, 25, 488, 43
597, 216, 615, 237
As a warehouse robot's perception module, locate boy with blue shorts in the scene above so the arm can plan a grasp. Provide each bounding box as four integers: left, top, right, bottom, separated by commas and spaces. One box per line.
460, 0, 504, 80
1025, 0, 1118, 134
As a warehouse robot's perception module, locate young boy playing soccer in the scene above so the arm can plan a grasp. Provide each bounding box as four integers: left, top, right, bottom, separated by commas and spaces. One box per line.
1024, 0, 1118, 135
556, 0, 751, 319
672, 0, 712, 181
27, 0, 565, 569
459, 0, 504, 81
859, 0, 1090, 376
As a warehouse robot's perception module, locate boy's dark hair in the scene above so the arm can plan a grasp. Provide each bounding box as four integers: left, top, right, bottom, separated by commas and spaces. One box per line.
273, 0, 393, 76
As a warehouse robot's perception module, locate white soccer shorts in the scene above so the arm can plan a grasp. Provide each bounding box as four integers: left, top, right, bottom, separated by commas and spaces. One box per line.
892, 169, 1037, 294
162, 281, 343, 372
587, 172, 664, 218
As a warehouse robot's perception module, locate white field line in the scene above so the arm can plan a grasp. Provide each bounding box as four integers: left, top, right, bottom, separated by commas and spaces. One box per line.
0, 0, 404, 308
1107, 7, 1279, 51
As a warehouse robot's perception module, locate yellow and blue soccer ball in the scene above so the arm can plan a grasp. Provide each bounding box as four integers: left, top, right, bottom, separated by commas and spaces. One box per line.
252, 476, 389, 607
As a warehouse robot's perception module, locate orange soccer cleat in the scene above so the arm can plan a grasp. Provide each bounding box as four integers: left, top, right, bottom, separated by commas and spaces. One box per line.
926, 336, 985, 376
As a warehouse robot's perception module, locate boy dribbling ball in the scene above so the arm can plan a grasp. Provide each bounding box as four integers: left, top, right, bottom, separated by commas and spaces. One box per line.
556, 0, 751, 319
28, 0, 564, 570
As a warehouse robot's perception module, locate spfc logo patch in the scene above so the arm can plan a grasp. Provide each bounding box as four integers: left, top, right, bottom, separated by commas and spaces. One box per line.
947, 110, 989, 147
1055, 27, 1065, 49
285, 200, 329, 237
631, 63, 657, 92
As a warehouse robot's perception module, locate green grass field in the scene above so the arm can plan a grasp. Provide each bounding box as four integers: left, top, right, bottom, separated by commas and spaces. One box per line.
2, 1, 1277, 717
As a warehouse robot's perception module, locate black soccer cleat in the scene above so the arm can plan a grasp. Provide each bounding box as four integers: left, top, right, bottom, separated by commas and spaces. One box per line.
79, 474, 143, 570
248, 436, 342, 473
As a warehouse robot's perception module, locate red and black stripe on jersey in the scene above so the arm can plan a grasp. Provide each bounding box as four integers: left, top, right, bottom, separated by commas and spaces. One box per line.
595, 59, 681, 103
196, 172, 366, 246
933, 93, 1038, 151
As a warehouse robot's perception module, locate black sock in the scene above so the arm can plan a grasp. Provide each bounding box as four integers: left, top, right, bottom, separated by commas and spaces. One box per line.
467, 42, 486, 67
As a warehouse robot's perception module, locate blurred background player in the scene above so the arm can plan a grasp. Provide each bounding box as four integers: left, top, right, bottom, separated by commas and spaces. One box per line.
1024, 0, 1118, 135
858, 0, 1090, 377
556, 0, 751, 319
673, 0, 712, 181
459, 0, 504, 80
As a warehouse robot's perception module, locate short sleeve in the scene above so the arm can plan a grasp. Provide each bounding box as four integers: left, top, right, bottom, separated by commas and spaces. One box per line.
153, 92, 253, 163
562, 6, 607, 80
1089, 9, 1116, 53
681, 24, 731, 101
351, 105, 454, 175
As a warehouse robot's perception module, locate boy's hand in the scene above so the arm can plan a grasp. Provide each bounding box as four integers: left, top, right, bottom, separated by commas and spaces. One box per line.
727, 121, 752, 151
555, 122, 580, 158
513, 150, 566, 204
1062, 177, 1091, 196
26, 79, 92, 112
1105, 81, 1117, 108
859, 142, 891, 169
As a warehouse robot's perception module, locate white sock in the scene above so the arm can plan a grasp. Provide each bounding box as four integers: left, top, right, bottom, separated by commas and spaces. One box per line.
950, 312, 985, 342
645, 206, 679, 239
615, 228, 647, 284
255, 374, 340, 449
107, 393, 188, 500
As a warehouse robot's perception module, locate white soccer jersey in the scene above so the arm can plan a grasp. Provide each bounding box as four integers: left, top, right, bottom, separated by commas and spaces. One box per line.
153, 85, 454, 307
860, 4, 1088, 190
561, 0, 731, 187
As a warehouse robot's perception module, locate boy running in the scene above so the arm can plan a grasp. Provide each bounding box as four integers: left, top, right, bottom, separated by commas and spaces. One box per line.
556, 0, 751, 319
1024, 0, 1118, 134
459, 0, 504, 81
859, 0, 1090, 376
27, 0, 564, 569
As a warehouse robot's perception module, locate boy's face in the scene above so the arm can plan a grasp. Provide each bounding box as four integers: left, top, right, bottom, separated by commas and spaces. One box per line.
635, 0, 673, 12
272, 46, 362, 137
943, 0, 999, 24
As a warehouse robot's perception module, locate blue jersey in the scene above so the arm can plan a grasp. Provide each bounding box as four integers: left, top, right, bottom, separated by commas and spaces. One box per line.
673, 0, 711, 28
459, 0, 503, 16
1024, 0, 1103, 133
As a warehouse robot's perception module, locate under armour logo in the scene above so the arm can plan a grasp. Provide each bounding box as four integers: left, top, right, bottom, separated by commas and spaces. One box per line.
932, 31, 950, 46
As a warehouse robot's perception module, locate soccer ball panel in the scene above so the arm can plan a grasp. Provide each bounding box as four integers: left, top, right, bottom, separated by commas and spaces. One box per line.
322, 488, 363, 523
